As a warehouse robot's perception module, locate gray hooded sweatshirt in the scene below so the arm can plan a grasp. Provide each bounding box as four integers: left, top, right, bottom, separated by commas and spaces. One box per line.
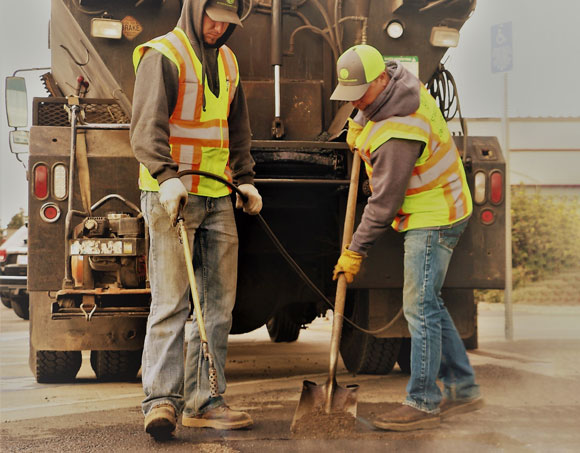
130, 0, 255, 187
349, 61, 424, 256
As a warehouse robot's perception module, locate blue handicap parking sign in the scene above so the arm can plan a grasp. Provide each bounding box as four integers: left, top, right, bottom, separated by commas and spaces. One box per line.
491, 22, 513, 73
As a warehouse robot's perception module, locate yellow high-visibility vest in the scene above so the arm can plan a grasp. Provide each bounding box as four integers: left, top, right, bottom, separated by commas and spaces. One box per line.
133, 27, 239, 197
355, 85, 472, 232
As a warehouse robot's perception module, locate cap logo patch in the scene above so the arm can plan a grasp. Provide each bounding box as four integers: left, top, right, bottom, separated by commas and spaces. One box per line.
339, 67, 358, 83
216, 0, 236, 9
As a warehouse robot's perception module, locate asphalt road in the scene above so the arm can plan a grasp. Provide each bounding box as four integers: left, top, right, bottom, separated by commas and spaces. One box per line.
1, 303, 580, 452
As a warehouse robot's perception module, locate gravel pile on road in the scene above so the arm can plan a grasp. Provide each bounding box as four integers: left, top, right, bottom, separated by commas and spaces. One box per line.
291, 409, 357, 439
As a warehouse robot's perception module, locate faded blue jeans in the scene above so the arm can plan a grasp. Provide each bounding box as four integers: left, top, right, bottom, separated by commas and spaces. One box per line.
403, 220, 480, 413
141, 191, 238, 417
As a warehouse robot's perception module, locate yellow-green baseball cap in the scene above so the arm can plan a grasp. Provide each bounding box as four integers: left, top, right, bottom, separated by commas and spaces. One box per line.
330, 45, 386, 101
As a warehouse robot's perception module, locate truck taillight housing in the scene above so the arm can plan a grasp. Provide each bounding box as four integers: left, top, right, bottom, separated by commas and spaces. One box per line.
490, 171, 503, 205
52, 163, 68, 200
0, 250, 6, 263
40, 202, 61, 223
33, 163, 49, 200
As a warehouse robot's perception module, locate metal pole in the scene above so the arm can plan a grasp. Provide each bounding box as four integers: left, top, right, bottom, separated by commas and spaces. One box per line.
270, 0, 284, 138
503, 72, 514, 340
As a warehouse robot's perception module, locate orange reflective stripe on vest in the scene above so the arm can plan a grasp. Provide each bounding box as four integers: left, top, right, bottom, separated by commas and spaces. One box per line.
355, 85, 472, 232
133, 28, 240, 197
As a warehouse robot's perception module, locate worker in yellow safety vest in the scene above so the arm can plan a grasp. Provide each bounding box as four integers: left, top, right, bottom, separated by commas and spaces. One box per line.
130, 0, 260, 438
331, 44, 483, 432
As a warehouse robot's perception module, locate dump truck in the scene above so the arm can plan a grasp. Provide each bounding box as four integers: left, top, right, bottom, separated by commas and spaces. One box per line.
4, 0, 505, 382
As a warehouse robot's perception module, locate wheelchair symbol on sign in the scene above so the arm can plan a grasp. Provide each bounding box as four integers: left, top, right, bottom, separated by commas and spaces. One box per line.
495, 28, 507, 45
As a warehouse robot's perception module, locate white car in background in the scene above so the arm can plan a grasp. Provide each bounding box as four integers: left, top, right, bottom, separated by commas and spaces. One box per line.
0, 225, 29, 320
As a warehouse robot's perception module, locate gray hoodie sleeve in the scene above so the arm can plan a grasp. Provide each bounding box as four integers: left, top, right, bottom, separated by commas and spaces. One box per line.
228, 82, 255, 185
349, 139, 423, 255
130, 50, 180, 185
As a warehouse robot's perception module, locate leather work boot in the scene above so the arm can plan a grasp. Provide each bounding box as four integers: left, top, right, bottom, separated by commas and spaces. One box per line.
144, 403, 177, 439
182, 405, 253, 430
373, 404, 440, 431
439, 396, 485, 419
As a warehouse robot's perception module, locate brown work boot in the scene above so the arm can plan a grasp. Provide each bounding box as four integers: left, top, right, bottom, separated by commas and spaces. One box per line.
182, 405, 253, 430
373, 404, 440, 431
144, 403, 177, 438
439, 396, 484, 419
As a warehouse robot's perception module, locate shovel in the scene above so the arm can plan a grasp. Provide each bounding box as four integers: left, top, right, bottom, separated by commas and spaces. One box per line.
176, 211, 219, 398
290, 152, 361, 431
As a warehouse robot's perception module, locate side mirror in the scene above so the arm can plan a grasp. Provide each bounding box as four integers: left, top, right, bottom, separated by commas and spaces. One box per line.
9, 130, 30, 155
5, 76, 29, 128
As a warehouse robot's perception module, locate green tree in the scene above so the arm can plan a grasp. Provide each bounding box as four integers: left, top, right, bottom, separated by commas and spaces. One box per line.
7, 209, 26, 229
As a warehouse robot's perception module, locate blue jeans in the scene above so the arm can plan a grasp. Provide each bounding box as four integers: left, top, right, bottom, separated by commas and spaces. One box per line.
140, 191, 238, 417
402, 220, 480, 413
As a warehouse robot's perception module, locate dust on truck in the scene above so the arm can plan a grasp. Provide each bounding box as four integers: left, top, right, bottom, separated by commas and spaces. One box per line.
8, 0, 505, 382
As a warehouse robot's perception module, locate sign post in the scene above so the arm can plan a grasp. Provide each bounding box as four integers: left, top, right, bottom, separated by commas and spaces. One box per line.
491, 22, 514, 341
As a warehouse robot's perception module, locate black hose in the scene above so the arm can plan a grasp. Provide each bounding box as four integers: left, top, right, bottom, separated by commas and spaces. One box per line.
176, 169, 403, 336
426, 63, 468, 162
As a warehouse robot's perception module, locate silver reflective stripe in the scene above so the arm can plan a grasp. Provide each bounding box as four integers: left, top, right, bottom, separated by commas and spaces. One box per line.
169, 123, 227, 141
447, 174, 467, 218
221, 46, 237, 102
387, 115, 431, 136
176, 144, 195, 164
165, 31, 199, 121
178, 154, 196, 192
408, 144, 457, 189
362, 120, 385, 152
165, 31, 197, 82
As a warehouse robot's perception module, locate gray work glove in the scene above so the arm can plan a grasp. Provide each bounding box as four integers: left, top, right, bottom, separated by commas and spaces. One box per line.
159, 178, 188, 225
236, 184, 263, 215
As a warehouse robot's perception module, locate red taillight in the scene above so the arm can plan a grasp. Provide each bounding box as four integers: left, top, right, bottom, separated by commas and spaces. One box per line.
490, 171, 503, 205
0, 249, 6, 263
480, 208, 495, 225
33, 163, 49, 199
40, 202, 61, 223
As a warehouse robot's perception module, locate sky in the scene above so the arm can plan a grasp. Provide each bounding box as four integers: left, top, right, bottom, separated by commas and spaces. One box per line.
1, 0, 579, 228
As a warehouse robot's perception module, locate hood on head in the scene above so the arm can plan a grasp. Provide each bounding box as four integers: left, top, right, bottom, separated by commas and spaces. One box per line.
177, 0, 242, 52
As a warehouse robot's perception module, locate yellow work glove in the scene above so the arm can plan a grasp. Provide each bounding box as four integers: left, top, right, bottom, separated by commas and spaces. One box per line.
346, 118, 364, 153
333, 246, 363, 284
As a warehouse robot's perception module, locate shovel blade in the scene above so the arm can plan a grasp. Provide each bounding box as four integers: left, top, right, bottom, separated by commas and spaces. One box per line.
290, 380, 359, 432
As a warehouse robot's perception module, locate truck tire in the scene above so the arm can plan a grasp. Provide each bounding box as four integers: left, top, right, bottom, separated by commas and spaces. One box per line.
10, 295, 29, 320
339, 290, 401, 375
90, 350, 142, 381
1, 296, 12, 309
340, 326, 401, 375
34, 350, 82, 383
462, 321, 478, 350
266, 312, 301, 343
397, 337, 411, 374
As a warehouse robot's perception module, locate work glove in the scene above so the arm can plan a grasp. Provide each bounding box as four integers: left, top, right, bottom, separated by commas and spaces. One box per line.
159, 178, 188, 225
236, 184, 263, 215
346, 118, 364, 153
333, 245, 363, 284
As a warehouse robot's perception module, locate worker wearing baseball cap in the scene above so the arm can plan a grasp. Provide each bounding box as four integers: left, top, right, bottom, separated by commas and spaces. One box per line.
132, 0, 260, 438
331, 44, 482, 431
205, 0, 243, 26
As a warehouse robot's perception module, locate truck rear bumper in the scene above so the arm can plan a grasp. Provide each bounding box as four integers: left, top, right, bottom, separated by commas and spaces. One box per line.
0, 275, 27, 289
